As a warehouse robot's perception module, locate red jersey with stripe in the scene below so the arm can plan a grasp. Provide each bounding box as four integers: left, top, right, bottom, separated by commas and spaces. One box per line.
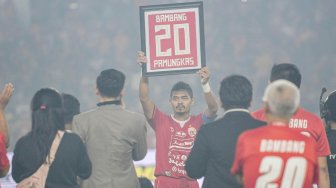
252, 107, 330, 156
149, 107, 204, 180
231, 124, 318, 188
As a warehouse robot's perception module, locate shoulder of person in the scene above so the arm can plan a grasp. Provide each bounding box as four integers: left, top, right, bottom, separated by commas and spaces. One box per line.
240, 125, 265, 138
123, 109, 146, 118
62, 131, 83, 142
251, 108, 263, 115
121, 110, 148, 124
73, 108, 99, 120
198, 118, 223, 134
13, 133, 36, 154
15, 133, 32, 146
252, 117, 267, 126
202, 117, 220, 127
296, 107, 321, 120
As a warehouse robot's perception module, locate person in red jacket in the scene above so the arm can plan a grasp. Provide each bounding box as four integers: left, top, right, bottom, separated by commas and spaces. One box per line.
252, 63, 330, 187
0, 83, 14, 177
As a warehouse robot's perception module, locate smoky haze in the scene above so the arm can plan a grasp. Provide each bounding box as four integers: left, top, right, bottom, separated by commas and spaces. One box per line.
0, 0, 335, 150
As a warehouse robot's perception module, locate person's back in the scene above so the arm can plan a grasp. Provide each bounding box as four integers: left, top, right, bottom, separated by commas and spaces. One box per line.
13, 131, 92, 187
12, 88, 92, 188
232, 80, 318, 188
73, 68, 147, 188
252, 63, 330, 187
188, 113, 265, 187
232, 125, 317, 188
73, 106, 147, 187
185, 75, 265, 188
253, 107, 329, 156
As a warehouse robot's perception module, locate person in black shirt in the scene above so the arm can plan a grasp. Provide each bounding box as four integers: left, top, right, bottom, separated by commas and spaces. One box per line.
321, 89, 336, 187
12, 88, 92, 188
185, 75, 265, 188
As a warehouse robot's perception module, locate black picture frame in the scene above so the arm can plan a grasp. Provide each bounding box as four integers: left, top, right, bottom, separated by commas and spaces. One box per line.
139, 1, 206, 76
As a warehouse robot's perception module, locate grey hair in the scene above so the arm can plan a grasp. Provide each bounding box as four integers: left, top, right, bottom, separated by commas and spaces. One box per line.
262, 79, 300, 118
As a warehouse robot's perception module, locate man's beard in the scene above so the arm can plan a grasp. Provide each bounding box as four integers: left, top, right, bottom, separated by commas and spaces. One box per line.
175, 105, 188, 115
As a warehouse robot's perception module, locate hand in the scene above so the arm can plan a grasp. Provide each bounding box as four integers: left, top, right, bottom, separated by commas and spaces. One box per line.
0, 83, 14, 111
197, 67, 210, 85
137, 51, 147, 65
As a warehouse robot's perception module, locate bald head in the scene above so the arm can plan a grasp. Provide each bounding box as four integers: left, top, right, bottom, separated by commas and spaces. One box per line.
263, 79, 300, 118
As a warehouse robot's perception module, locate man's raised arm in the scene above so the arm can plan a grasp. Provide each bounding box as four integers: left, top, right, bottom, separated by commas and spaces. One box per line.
197, 67, 218, 118
138, 52, 155, 120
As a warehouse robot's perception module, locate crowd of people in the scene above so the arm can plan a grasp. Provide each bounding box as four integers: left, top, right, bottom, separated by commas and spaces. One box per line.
0, 53, 335, 188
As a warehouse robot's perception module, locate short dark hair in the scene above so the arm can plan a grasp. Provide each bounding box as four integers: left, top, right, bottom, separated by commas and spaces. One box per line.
219, 75, 252, 110
61, 93, 80, 124
270, 63, 301, 88
96, 69, 125, 97
170, 81, 193, 98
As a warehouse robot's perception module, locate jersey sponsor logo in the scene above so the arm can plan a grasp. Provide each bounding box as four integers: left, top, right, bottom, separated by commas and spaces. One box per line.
175, 131, 187, 138
168, 135, 195, 176
169, 137, 194, 150
260, 139, 306, 154
172, 166, 187, 175
167, 152, 189, 176
289, 118, 308, 129
169, 158, 185, 167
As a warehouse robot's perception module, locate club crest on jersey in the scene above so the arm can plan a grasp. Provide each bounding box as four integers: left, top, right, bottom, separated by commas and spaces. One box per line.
188, 127, 197, 137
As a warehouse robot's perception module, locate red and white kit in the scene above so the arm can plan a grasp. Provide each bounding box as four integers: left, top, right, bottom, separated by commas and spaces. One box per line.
231, 125, 318, 188
150, 107, 206, 188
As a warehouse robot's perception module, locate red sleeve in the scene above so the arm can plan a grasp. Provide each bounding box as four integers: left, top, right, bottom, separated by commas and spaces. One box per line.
296, 108, 330, 156
315, 118, 331, 156
0, 133, 9, 171
231, 134, 245, 175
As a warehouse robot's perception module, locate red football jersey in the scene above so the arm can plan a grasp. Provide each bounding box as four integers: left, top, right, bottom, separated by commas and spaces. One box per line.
149, 107, 203, 180
252, 107, 330, 156
231, 125, 317, 188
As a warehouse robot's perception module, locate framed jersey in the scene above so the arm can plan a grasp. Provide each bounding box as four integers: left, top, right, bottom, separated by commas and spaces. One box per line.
139, 2, 206, 76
